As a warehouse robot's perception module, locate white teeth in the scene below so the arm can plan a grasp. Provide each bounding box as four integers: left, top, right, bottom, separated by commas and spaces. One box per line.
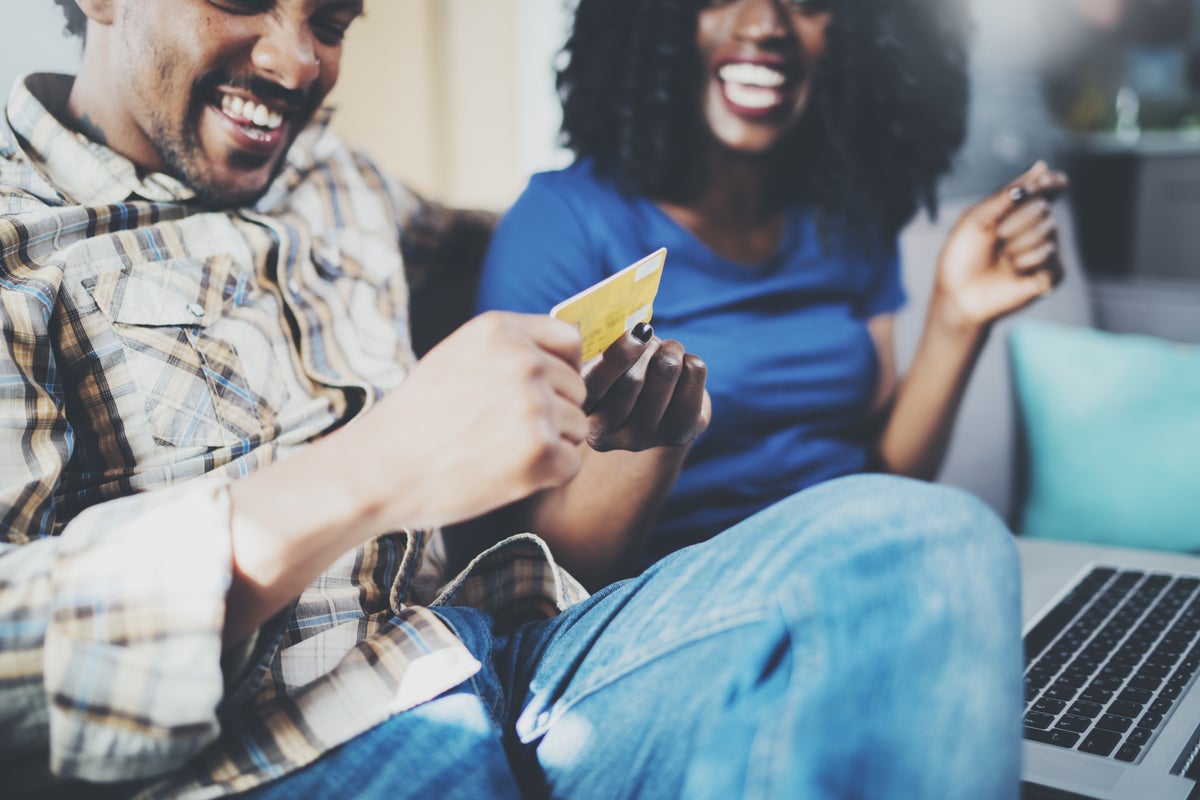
219, 92, 285, 130
724, 81, 780, 110
719, 62, 786, 88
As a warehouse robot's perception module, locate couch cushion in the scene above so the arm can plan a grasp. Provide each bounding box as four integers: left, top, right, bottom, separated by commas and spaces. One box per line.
1010, 320, 1200, 551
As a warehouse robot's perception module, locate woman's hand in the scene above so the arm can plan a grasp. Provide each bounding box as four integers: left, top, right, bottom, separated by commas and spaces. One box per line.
581, 323, 710, 452
934, 161, 1070, 332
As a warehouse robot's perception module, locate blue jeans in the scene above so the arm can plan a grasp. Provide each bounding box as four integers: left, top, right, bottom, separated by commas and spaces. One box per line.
244, 475, 1023, 799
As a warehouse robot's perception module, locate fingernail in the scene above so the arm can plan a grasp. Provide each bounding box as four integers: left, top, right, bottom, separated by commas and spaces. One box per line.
631, 322, 653, 343
1008, 186, 1028, 204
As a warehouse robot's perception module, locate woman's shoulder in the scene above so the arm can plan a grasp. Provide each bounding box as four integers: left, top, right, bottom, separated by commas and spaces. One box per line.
525, 158, 630, 207
511, 159, 654, 246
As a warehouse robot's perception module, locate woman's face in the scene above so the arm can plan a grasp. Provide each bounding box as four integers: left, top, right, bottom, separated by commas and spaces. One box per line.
695, 0, 832, 157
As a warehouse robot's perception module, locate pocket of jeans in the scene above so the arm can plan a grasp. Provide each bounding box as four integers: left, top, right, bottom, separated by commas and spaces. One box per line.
84, 256, 288, 448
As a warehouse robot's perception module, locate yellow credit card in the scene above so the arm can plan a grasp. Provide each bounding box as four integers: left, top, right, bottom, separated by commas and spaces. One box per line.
551, 248, 667, 363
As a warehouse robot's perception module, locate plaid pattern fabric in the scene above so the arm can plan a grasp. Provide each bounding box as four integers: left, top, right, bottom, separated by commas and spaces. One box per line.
0, 74, 584, 798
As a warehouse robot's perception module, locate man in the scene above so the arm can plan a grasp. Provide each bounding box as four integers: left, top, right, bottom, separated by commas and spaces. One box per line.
0, 1, 1023, 797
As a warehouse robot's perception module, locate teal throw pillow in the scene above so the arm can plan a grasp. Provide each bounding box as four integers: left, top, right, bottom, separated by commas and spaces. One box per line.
1009, 320, 1200, 551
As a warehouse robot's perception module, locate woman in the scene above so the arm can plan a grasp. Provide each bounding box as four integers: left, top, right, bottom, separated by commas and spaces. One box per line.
478, 0, 1067, 567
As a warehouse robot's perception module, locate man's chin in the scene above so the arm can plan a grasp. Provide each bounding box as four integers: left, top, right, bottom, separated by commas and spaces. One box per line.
190, 180, 270, 210
188, 160, 282, 209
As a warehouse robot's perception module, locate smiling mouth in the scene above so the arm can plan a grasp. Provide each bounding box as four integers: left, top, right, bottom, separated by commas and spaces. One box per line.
207, 88, 293, 149
220, 92, 284, 130
718, 62, 794, 111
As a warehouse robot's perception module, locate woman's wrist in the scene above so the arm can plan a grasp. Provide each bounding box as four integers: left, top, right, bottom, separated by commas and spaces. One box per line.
928, 284, 990, 343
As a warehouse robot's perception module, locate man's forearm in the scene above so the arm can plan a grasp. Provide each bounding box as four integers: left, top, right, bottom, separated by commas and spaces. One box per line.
224, 421, 393, 644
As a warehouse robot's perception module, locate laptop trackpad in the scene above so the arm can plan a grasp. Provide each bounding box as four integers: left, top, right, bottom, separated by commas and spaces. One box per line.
1024, 744, 1124, 794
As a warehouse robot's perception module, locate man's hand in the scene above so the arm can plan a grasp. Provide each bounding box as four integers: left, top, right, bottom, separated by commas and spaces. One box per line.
581, 323, 710, 452
359, 311, 590, 531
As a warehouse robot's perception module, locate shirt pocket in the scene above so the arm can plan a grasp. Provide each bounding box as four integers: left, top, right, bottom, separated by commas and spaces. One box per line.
84, 256, 288, 448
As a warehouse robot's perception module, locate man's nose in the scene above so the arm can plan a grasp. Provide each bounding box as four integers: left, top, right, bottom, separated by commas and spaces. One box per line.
734, 0, 790, 43
251, 19, 321, 90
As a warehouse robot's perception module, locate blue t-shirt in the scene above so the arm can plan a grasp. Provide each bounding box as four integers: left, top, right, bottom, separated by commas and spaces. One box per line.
477, 160, 905, 564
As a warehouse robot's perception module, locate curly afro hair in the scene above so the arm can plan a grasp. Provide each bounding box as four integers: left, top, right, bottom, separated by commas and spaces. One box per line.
558, 0, 972, 242
53, 0, 87, 39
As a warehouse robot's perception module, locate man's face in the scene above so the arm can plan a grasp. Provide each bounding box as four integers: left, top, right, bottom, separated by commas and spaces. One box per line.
104, 0, 363, 207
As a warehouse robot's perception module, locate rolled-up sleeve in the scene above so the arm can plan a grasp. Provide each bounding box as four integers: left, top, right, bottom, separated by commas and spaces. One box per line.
0, 483, 268, 782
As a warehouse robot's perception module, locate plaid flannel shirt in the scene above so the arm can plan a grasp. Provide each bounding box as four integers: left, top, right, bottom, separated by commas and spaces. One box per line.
0, 74, 586, 798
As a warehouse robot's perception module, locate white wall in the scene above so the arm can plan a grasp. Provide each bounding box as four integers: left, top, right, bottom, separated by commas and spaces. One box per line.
515, 0, 573, 180
0, 4, 81, 97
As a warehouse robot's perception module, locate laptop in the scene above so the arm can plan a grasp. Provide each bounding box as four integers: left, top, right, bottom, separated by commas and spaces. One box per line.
1018, 536, 1200, 800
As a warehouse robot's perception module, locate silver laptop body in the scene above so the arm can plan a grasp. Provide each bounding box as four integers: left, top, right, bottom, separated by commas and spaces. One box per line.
1019, 538, 1200, 800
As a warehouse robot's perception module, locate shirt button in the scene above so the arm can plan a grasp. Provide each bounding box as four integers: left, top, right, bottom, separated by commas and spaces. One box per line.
186, 302, 205, 318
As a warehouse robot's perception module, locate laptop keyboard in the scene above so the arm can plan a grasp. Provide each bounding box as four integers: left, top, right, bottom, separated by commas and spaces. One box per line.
1023, 567, 1200, 763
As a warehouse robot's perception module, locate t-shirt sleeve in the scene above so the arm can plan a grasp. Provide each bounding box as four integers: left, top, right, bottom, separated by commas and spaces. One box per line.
476, 174, 608, 316
860, 237, 907, 318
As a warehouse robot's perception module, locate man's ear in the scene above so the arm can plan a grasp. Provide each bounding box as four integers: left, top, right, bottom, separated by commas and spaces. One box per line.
73, 0, 116, 26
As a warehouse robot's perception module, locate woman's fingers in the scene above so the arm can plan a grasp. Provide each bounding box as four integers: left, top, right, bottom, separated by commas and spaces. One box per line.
582, 324, 654, 413
996, 198, 1051, 242
971, 162, 1069, 232
657, 354, 709, 446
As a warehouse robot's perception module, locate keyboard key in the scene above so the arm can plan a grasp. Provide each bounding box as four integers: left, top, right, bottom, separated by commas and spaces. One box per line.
1109, 700, 1144, 718
1127, 727, 1151, 745
1066, 700, 1102, 718
1118, 687, 1153, 705
1129, 675, 1162, 691
1024, 727, 1081, 748
1080, 686, 1114, 704
1138, 712, 1164, 730
1025, 711, 1055, 730
1096, 714, 1134, 733
1045, 681, 1079, 701
1080, 729, 1123, 757
1035, 697, 1067, 715
1139, 663, 1169, 679
1116, 743, 1142, 762
1056, 715, 1092, 733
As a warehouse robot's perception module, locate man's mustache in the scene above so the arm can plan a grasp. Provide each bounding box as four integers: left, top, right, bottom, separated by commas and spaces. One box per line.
199, 72, 311, 113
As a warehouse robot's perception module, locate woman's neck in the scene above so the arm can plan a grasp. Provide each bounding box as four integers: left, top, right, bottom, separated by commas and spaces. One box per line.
656, 148, 788, 265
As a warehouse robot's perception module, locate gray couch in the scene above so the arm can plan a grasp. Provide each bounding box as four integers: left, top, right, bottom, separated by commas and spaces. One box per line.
896, 200, 1200, 527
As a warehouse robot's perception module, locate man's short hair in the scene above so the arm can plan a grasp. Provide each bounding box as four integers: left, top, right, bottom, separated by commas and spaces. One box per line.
54, 0, 86, 39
